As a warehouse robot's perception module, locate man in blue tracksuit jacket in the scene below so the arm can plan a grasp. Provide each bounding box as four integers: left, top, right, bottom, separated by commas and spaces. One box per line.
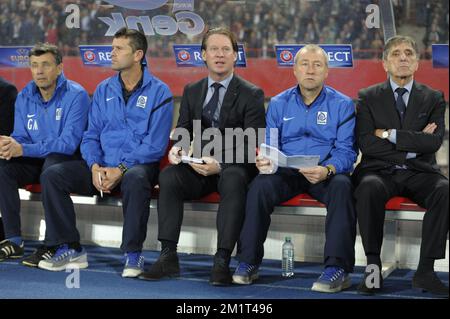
36, 28, 174, 277
0, 43, 90, 264
233, 45, 358, 293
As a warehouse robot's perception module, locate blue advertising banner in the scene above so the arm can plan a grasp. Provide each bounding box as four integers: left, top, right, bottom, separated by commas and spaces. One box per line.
173, 44, 247, 67
0, 46, 33, 68
79, 45, 148, 67
79, 45, 113, 67
275, 44, 354, 68
432, 44, 449, 68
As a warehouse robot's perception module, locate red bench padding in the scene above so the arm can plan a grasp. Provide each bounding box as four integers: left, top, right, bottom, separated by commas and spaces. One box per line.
22, 141, 425, 213
195, 191, 424, 211
24, 183, 424, 212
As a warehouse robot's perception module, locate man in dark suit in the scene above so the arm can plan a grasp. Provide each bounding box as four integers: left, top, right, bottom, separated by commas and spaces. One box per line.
354, 35, 448, 297
139, 27, 266, 286
0, 77, 18, 240
0, 77, 17, 137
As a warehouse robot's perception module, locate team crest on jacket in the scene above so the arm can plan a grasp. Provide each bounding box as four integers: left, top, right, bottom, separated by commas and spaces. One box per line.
136, 95, 148, 108
317, 111, 327, 125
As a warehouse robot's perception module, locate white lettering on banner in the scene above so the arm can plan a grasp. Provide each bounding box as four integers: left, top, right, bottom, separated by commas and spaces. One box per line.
98, 52, 112, 61
327, 51, 351, 62
194, 51, 202, 61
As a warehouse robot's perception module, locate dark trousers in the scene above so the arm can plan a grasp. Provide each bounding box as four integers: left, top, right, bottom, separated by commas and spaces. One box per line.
0, 215, 4, 240
0, 154, 78, 239
40, 160, 159, 252
237, 168, 357, 272
354, 170, 449, 262
157, 163, 257, 252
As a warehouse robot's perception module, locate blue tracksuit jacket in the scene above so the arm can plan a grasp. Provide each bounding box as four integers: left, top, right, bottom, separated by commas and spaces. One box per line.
266, 85, 357, 174
11, 73, 90, 158
81, 68, 174, 169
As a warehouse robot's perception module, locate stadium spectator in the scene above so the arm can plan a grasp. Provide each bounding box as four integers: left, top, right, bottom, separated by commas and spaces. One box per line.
1, 0, 446, 59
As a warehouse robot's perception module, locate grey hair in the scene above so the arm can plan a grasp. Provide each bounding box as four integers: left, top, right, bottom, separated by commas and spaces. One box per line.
294, 44, 328, 67
383, 35, 419, 60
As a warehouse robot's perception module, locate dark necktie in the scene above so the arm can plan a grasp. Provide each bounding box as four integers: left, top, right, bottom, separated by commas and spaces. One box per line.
202, 82, 222, 128
395, 87, 408, 122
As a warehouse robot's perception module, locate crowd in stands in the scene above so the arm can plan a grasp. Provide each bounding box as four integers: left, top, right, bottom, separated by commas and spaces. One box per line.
420, 0, 449, 58
0, 0, 448, 59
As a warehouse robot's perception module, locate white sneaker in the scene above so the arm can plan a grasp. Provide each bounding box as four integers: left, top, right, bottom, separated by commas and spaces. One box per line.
38, 244, 88, 271
122, 252, 144, 278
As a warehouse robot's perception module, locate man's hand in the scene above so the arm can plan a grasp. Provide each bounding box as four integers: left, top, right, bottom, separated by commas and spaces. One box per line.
0, 136, 23, 160
168, 146, 186, 165
91, 164, 109, 194
102, 167, 123, 191
190, 156, 221, 176
423, 122, 437, 134
256, 155, 276, 174
375, 122, 437, 138
374, 129, 390, 139
299, 166, 328, 184
0, 136, 6, 159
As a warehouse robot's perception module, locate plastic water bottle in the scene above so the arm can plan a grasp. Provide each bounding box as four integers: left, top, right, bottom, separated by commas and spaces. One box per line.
282, 237, 294, 277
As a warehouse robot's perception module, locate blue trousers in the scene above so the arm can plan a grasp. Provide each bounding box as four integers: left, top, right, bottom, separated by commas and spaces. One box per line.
237, 168, 357, 272
40, 160, 159, 252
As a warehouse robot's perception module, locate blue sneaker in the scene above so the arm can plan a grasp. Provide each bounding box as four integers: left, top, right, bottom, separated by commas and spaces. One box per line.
232, 262, 259, 285
122, 251, 144, 278
38, 244, 88, 271
311, 266, 351, 293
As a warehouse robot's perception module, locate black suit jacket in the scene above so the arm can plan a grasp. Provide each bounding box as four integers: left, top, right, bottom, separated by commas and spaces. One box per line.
173, 75, 266, 169
353, 80, 446, 181
0, 77, 18, 136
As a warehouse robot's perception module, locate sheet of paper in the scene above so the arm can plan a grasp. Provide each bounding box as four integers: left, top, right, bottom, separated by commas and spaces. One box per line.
181, 155, 205, 164
259, 143, 320, 169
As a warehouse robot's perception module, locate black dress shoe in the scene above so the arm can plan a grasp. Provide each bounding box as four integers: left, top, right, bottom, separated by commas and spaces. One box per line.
138, 252, 180, 280
209, 256, 232, 286
412, 271, 449, 298
357, 272, 384, 295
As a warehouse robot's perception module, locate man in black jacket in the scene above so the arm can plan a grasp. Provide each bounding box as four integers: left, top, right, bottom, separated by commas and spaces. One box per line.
354, 35, 448, 297
0, 77, 17, 137
139, 27, 266, 286
0, 77, 18, 240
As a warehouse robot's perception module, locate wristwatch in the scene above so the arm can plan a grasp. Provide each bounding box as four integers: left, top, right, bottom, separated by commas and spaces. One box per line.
325, 165, 335, 179
118, 163, 128, 175
381, 130, 390, 139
